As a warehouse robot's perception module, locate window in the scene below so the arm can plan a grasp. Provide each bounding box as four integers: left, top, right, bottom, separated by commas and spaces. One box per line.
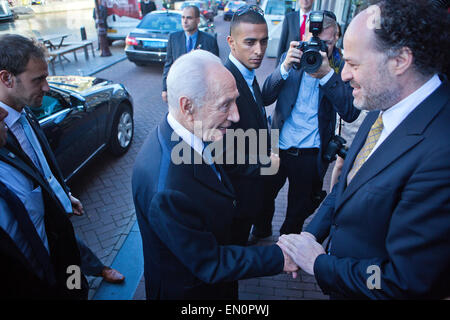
33, 93, 68, 120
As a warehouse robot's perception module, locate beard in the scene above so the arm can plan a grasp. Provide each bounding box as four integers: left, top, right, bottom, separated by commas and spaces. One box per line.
352, 62, 402, 112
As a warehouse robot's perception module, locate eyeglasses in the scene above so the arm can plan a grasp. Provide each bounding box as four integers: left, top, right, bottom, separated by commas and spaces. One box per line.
323, 10, 337, 21
232, 4, 264, 20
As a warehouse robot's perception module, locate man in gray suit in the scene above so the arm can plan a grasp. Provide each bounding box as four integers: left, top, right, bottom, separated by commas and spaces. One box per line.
161, 5, 219, 103
277, 0, 315, 63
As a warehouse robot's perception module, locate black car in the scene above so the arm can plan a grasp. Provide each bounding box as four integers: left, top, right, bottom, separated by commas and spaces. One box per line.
32, 75, 134, 181
125, 10, 216, 66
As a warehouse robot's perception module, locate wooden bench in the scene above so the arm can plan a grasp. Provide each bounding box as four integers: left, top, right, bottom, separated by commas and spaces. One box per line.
47, 40, 95, 74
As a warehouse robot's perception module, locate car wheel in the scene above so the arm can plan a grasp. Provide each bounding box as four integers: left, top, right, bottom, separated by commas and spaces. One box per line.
109, 103, 133, 156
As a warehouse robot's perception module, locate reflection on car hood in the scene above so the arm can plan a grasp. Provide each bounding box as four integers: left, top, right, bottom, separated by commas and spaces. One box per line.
47, 76, 110, 93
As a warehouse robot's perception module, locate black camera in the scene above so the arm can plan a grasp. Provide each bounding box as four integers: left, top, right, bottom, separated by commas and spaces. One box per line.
323, 135, 348, 163
293, 11, 328, 73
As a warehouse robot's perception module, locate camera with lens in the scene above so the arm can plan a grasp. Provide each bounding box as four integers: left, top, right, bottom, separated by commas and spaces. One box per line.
293, 11, 328, 73
323, 135, 348, 163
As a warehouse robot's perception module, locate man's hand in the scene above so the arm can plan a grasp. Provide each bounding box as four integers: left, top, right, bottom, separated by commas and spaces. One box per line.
162, 91, 168, 103
276, 242, 299, 278
70, 195, 84, 216
282, 41, 302, 72
278, 233, 325, 276
308, 51, 332, 79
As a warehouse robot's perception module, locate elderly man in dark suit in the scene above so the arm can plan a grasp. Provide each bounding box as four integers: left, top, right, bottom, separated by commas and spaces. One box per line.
0, 35, 88, 299
279, 0, 450, 299
161, 5, 219, 103
276, 0, 315, 63
250, 14, 359, 241
132, 49, 297, 300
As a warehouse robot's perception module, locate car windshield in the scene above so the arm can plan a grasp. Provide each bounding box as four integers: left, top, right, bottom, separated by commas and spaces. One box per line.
138, 13, 182, 31
0, 1, 10, 15
182, 2, 205, 9
228, 2, 245, 9
265, 0, 296, 15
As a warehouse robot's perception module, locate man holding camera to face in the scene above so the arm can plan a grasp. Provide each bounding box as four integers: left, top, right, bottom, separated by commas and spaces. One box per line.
249, 12, 360, 242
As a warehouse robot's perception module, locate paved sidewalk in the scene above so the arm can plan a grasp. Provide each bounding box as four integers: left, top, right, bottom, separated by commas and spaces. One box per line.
47, 40, 126, 77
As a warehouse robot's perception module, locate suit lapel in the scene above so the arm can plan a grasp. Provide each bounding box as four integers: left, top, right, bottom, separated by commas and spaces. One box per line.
179, 31, 187, 55
293, 11, 300, 39
194, 31, 202, 50
0, 146, 55, 199
335, 80, 449, 212
158, 116, 234, 198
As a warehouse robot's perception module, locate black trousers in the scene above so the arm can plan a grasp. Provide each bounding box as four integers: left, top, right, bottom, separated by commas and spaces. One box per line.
254, 148, 323, 235
229, 175, 266, 245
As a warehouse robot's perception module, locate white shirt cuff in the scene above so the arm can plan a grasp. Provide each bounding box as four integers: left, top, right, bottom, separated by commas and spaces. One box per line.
280, 63, 290, 80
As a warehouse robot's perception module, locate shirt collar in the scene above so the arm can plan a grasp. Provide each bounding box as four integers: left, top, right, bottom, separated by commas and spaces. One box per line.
185, 30, 199, 40
167, 112, 204, 157
229, 53, 255, 88
0, 101, 23, 129
381, 74, 442, 134
299, 10, 311, 19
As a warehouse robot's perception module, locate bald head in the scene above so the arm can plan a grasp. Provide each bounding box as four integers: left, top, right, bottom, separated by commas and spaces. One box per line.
166, 50, 239, 141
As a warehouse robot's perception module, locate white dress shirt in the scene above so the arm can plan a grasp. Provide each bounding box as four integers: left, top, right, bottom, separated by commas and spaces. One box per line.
368, 74, 442, 159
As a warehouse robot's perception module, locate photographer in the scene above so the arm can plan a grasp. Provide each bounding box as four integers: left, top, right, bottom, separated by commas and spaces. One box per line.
249, 12, 360, 242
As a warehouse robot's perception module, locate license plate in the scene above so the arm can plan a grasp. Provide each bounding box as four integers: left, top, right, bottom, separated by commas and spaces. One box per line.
143, 41, 165, 48
107, 29, 117, 33
272, 20, 281, 25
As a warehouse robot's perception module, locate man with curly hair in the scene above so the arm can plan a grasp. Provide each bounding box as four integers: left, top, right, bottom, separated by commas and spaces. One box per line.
278, 0, 450, 299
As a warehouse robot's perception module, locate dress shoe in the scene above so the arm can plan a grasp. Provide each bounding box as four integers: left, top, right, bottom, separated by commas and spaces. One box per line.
101, 267, 125, 284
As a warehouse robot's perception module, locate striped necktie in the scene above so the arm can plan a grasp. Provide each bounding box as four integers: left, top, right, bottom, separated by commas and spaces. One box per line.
347, 114, 383, 184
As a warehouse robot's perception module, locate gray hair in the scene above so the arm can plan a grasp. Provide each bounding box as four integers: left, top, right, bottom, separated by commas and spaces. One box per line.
167, 50, 222, 114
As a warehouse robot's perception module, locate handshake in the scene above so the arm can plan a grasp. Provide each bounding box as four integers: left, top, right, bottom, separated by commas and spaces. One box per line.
276, 232, 326, 277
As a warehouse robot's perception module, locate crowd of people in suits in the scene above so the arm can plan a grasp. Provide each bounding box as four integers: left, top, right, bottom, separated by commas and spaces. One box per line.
0, 0, 449, 300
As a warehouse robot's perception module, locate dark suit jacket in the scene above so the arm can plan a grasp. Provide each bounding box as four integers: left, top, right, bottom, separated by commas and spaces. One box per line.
162, 30, 219, 91
131, 116, 284, 299
0, 108, 88, 299
262, 55, 360, 178
222, 58, 271, 239
306, 78, 450, 299
277, 11, 300, 64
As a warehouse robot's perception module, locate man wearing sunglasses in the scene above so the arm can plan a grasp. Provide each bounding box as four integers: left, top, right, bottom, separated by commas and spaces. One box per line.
222, 5, 280, 246
251, 13, 359, 242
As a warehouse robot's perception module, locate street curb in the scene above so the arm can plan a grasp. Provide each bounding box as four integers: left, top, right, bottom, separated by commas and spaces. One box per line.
87, 55, 127, 76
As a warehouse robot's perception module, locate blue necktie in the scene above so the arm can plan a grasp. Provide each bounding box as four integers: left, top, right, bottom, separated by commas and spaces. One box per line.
203, 142, 221, 181
187, 36, 193, 52
18, 113, 73, 214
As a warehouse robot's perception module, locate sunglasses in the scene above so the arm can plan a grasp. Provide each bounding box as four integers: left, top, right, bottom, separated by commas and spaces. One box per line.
323, 10, 337, 21
233, 4, 264, 20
